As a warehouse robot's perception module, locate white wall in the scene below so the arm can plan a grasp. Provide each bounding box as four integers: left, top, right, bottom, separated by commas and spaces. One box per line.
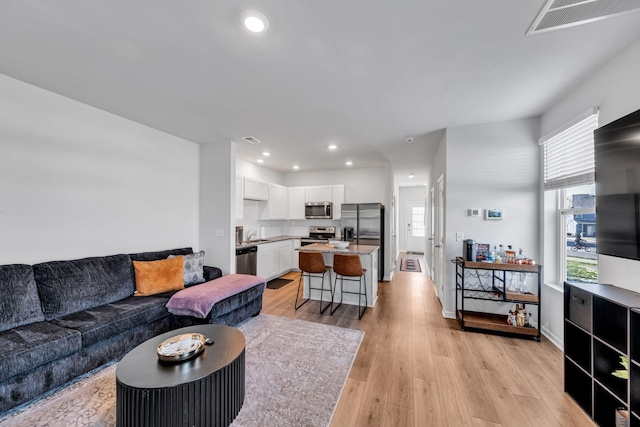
200, 142, 235, 275
442, 118, 540, 318
236, 158, 285, 185
398, 186, 428, 252
538, 37, 640, 348
542, 37, 640, 295
0, 74, 200, 264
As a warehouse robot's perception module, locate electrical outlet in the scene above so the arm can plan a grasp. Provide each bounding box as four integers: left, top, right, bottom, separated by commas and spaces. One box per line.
456, 232, 464, 242
215, 229, 224, 237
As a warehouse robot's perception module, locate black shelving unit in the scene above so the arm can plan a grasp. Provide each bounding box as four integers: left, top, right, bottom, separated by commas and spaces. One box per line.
564, 282, 640, 427
454, 258, 542, 340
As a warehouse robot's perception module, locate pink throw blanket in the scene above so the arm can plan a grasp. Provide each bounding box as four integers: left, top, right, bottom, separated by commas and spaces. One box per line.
166, 274, 266, 318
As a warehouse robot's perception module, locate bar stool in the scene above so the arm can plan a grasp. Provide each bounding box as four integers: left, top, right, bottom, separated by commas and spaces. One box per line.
331, 254, 367, 319
295, 251, 333, 314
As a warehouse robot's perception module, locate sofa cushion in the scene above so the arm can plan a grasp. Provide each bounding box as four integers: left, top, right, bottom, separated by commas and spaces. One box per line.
48, 295, 172, 348
133, 257, 185, 296
169, 251, 205, 286
166, 275, 266, 318
0, 264, 45, 332
129, 247, 193, 262
33, 254, 135, 320
209, 283, 265, 318
203, 265, 223, 282
0, 321, 81, 382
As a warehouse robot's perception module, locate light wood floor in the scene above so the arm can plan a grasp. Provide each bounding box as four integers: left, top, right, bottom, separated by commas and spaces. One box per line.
262, 255, 595, 427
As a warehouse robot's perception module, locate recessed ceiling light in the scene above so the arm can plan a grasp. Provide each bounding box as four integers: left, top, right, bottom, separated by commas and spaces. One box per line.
257, 159, 264, 163
346, 161, 353, 166
328, 144, 338, 150
242, 10, 269, 33
409, 173, 414, 178
262, 151, 270, 156
293, 165, 300, 170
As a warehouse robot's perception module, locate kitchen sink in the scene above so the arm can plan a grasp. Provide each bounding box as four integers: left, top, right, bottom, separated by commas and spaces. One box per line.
243, 239, 271, 244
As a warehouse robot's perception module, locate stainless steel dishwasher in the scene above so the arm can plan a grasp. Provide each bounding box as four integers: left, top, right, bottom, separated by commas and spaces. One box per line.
236, 245, 257, 275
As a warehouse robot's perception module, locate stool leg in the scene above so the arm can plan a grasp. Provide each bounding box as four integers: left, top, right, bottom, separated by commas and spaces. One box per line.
319, 271, 331, 314
330, 274, 343, 315
358, 274, 367, 319
294, 272, 310, 310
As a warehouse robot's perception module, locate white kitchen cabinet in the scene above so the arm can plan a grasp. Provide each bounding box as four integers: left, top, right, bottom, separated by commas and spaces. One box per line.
331, 184, 345, 219
288, 187, 306, 220
244, 178, 269, 201
278, 240, 292, 274
305, 185, 332, 203
235, 177, 244, 220
256, 242, 279, 280
261, 183, 288, 220
256, 239, 297, 280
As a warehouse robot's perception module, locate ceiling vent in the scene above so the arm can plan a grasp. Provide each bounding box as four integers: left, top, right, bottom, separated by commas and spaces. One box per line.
241, 136, 262, 144
527, 0, 640, 35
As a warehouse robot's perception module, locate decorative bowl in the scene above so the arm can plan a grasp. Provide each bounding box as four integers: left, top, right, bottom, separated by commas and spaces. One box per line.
329, 240, 350, 249
157, 333, 207, 363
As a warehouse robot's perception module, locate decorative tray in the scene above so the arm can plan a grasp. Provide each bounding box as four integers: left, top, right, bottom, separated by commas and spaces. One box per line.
156, 333, 207, 363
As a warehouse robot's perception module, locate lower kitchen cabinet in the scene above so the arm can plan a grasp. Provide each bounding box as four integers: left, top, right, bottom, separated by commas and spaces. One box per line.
564, 282, 640, 427
257, 242, 279, 280
278, 240, 293, 273
256, 240, 295, 281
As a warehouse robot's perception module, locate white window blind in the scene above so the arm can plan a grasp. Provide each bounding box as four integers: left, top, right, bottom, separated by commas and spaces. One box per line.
541, 112, 599, 190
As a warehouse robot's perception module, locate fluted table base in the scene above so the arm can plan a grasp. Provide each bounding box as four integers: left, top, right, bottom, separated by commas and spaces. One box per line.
116, 325, 245, 427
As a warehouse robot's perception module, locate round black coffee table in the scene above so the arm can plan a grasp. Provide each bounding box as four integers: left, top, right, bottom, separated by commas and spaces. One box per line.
116, 324, 245, 427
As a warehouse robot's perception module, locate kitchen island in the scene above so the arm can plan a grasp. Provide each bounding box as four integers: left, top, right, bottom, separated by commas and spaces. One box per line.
295, 243, 379, 308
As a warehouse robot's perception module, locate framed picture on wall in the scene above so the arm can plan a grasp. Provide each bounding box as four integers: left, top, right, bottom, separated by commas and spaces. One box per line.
485, 209, 504, 220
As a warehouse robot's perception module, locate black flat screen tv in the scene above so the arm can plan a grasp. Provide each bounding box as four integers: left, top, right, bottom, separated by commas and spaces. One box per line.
595, 107, 640, 261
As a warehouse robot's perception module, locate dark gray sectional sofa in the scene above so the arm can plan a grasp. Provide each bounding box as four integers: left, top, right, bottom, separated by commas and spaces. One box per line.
0, 247, 264, 415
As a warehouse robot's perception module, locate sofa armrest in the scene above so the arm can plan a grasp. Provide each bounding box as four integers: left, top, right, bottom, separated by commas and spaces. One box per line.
203, 266, 222, 282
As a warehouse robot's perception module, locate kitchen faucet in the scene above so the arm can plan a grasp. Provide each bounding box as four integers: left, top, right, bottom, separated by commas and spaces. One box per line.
247, 229, 257, 241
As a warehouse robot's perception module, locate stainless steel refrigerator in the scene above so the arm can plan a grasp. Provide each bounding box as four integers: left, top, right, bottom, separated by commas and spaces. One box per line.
341, 203, 384, 281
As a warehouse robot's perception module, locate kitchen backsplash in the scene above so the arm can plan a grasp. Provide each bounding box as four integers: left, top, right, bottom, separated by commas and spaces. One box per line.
238, 200, 340, 240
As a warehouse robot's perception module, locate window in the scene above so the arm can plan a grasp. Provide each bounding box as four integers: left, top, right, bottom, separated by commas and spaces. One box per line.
542, 109, 599, 284
560, 184, 597, 283
411, 206, 425, 237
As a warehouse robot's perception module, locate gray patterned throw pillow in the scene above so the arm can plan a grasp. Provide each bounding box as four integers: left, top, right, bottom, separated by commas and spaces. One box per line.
169, 251, 205, 286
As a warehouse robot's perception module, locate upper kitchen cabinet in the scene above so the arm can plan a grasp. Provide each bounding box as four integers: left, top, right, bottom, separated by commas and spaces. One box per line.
235, 177, 244, 220
305, 185, 333, 203
261, 183, 288, 220
332, 185, 345, 219
288, 187, 306, 220
243, 178, 269, 201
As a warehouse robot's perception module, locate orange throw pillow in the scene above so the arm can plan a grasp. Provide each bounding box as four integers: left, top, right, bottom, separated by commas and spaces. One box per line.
133, 256, 185, 297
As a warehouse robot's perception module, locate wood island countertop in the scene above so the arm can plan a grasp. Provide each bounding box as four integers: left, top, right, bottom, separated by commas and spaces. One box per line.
295, 243, 379, 255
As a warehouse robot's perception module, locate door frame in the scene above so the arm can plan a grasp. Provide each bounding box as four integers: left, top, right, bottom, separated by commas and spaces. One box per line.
429, 187, 435, 282
406, 200, 426, 254
434, 174, 445, 302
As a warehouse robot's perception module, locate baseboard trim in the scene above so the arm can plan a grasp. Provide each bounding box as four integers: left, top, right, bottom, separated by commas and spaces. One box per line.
541, 326, 563, 350
442, 309, 456, 319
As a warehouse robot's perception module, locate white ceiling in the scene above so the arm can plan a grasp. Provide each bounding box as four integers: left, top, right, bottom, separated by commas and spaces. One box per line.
1, 1, 639, 187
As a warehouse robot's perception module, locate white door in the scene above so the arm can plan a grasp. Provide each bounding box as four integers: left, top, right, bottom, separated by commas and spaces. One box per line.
434, 175, 445, 301
406, 201, 426, 254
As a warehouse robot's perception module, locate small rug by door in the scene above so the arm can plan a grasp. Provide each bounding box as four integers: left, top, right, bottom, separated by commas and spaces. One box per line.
266, 277, 293, 289
0, 314, 363, 427
400, 258, 422, 272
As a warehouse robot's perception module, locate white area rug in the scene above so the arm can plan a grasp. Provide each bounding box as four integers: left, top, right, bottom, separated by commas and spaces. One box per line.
0, 314, 363, 427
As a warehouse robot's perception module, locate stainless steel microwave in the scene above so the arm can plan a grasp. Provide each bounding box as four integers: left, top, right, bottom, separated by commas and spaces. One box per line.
305, 202, 333, 219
